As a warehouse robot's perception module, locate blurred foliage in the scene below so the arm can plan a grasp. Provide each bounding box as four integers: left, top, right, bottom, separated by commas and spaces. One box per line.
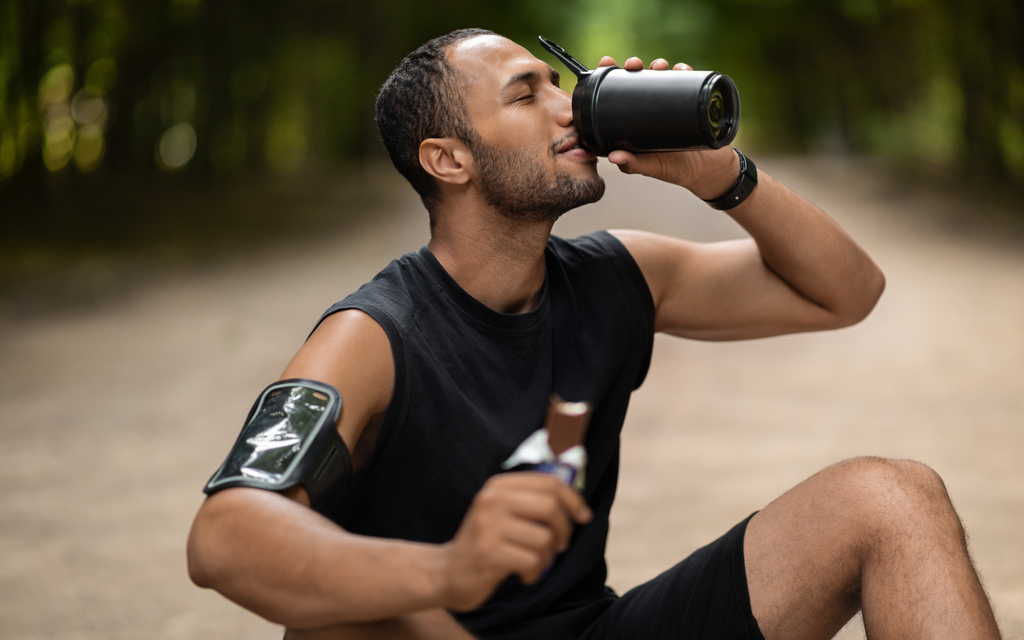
0, 0, 574, 252
569, 0, 1024, 184
0, 0, 1022, 253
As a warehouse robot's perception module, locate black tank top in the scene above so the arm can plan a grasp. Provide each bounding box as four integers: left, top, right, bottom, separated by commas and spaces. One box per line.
314, 231, 655, 639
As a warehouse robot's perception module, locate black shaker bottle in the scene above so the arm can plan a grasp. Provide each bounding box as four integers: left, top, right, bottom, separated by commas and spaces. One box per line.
538, 36, 740, 156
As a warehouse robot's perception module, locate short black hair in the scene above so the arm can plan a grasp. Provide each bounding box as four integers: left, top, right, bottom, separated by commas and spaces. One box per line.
375, 28, 496, 221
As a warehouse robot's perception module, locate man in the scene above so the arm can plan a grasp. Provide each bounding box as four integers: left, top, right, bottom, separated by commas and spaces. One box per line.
187, 28, 1002, 640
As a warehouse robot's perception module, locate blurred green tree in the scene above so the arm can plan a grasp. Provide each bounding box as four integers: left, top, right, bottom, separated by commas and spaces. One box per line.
567, 0, 1023, 183
0, 0, 1021, 253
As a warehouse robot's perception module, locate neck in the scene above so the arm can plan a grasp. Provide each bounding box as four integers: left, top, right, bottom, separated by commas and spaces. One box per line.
428, 207, 554, 315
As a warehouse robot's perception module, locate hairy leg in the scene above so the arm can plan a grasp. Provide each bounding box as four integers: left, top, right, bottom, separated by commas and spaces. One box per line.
283, 609, 477, 640
744, 457, 1000, 640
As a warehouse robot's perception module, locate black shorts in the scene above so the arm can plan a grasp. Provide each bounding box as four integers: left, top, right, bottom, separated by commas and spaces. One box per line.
478, 514, 765, 640
576, 513, 765, 640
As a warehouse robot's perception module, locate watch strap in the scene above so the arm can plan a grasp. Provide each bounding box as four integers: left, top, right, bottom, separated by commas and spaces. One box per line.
703, 148, 758, 211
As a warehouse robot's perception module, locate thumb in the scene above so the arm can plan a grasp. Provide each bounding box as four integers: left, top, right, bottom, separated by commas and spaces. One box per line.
607, 149, 638, 173
608, 149, 663, 177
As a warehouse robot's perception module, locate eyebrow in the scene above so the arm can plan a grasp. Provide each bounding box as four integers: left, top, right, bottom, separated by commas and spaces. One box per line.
501, 67, 560, 94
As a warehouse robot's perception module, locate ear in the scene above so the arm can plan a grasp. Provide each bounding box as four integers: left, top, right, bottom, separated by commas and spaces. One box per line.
419, 138, 473, 185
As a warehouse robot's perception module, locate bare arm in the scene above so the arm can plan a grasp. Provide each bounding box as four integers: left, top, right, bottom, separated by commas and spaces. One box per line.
612, 168, 885, 340
188, 485, 450, 628
604, 57, 884, 341
186, 310, 591, 631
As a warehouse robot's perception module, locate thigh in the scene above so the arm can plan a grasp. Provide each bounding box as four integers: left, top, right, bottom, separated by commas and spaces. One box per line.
579, 515, 765, 640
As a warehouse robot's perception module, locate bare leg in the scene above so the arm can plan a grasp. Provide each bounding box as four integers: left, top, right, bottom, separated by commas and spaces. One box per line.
744, 457, 1000, 640
283, 609, 477, 640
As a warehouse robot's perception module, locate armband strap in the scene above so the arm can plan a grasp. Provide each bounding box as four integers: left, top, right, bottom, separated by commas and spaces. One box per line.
203, 379, 351, 514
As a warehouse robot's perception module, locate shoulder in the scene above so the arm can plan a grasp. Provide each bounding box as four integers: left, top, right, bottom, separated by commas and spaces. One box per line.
285, 310, 394, 410
606, 229, 705, 309
283, 309, 395, 455
606, 229, 700, 267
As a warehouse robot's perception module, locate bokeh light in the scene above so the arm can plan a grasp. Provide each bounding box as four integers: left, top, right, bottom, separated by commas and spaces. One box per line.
74, 124, 105, 172
37, 64, 74, 108
156, 122, 197, 170
31, 58, 115, 175
71, 89, 107, 129
42, 105, 75, 172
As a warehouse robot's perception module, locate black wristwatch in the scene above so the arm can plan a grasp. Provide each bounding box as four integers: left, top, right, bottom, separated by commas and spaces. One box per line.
702, 148, 758, 211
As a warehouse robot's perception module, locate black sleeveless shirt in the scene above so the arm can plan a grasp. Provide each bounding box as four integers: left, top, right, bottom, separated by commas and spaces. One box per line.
315, 231, 656, 639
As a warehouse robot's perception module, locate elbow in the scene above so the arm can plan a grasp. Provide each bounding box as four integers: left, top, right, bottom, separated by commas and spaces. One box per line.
187, 505, 219, 589
187, 492, 242, 591
184, 489, 335, 629
185, 499, 294, 624
835, 264, 886, 328
856, 264, 886, 323
187, 542, 213, 590
869, 266, 887, 309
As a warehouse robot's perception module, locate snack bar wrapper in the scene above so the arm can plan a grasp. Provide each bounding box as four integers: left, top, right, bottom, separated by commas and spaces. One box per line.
502, 395, 591, 491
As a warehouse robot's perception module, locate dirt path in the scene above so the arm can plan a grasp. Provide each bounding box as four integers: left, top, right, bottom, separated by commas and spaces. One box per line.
2, 157, 1022, 639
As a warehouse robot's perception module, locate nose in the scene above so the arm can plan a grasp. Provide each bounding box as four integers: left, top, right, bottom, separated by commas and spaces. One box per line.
554, 88, 573, 128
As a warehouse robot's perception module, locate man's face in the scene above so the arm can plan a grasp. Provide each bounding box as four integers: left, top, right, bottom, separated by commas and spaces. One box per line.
448, 36, 604, 222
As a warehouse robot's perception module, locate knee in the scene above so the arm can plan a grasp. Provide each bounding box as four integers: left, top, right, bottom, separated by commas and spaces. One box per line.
829, 457, 960, 531
838, 456, 947, 497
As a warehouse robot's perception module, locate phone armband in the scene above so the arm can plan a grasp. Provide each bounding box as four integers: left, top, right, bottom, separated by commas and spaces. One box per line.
203, 379, 351, 513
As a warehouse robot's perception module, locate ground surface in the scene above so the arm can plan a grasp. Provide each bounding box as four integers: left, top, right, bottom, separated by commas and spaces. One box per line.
1, 157, 1022, 639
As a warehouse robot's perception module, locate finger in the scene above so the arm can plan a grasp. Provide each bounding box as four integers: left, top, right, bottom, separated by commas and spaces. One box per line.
485, 472, 567, 490
598, 55, 618, 67
673, 62, 692, 71
649, 58, 670, 71
496, 489, 575, 549
469, 532, 551, 586
464, 544, 545, 599
482, 472, 590, 530
516, 559, 550, 586
608, 149, 658, 176
623, 56, 644, 71
508, 543, 554, 585
501, 518, 559, 555
554, 481, 593, 525
496, 475, 590, 535
607, 149, 636, 166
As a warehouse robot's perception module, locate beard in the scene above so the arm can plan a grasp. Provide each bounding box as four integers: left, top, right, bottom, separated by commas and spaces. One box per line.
472, 135, 605, 224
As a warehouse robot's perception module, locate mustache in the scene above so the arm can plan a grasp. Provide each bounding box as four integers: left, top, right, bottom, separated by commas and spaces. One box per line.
550, 133, 576, 156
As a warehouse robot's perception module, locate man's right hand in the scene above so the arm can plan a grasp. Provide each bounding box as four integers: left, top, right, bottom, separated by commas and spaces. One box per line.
438, 472, 593, 612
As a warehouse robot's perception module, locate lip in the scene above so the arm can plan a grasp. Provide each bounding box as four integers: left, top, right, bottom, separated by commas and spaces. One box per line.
555, 136, 597, 159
